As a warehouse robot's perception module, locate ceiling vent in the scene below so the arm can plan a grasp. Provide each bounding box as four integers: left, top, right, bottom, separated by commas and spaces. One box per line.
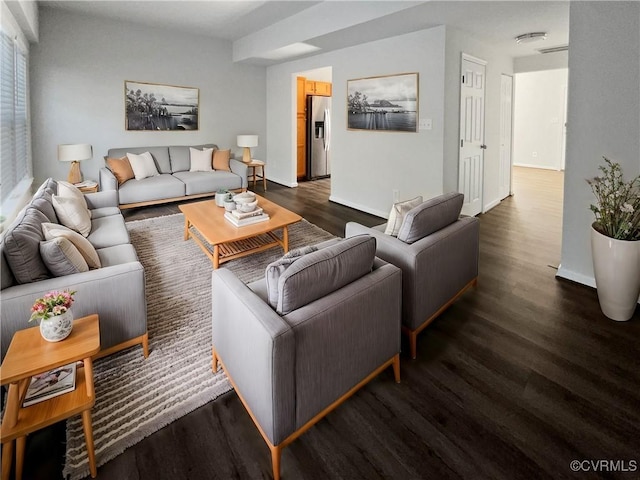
515, 32, 547, 44
537, 45, 569, 54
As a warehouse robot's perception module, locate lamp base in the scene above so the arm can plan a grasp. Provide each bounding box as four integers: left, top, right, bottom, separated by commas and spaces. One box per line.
242, 147, 252, 164
67, 161, 82, 184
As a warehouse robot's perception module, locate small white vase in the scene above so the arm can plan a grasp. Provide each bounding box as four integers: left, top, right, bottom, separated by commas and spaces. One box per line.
40, 310, 74, 342
591, 224, 640, 321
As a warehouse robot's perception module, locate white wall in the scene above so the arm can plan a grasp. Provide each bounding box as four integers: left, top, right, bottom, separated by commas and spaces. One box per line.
513, 69, 568, 170
443, 27, 514, 212
557, 2, 640, 286
514, 51, 568, 73
30, 8, 266, 186
267, 27, 446, 218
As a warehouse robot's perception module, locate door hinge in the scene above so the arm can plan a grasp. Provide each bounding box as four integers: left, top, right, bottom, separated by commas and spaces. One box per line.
461, 139, 464, 148
480, 144, 487, 149
462, 75, 465, 84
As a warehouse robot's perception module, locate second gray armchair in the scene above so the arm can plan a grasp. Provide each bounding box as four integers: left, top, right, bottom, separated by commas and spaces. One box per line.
346, 192, 479, 359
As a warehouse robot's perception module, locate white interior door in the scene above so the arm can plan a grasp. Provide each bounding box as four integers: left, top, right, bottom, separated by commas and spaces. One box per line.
499, 74, 513, 200
459, 54, 487, 216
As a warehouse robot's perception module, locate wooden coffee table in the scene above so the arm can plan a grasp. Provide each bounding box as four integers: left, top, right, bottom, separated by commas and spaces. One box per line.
179, 194, 302, 269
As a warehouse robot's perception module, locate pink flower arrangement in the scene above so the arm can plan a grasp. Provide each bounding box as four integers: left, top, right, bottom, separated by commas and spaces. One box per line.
29, 290, 76, 322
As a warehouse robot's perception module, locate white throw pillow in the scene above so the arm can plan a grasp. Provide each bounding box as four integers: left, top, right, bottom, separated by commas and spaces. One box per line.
384, 196, 423, 236
127, 151, 159, 180
42, 222, 101, 268
52, 195, 92, 237
57, 180, 88, 209
189, 147, 214, 172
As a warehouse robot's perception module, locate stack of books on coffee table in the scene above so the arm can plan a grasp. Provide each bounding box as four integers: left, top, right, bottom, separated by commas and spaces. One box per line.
224, 207, 270, 227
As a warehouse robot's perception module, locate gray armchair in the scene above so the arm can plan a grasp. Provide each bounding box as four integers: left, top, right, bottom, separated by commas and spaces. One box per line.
346, 192, 479, 359
211, 235, 402, 480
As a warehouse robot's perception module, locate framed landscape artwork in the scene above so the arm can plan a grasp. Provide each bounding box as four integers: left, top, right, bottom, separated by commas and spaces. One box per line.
125, 80, 199, 131
347, 72, 418, 132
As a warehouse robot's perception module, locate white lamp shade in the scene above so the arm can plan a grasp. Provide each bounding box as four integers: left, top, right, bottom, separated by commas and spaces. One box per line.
236, 135, 258, 148
58, 144, 93, 162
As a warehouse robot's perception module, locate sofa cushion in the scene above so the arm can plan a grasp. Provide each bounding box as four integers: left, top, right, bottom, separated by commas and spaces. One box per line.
52, 195, 92, 237
42, 222, 101, 269
57, 181, 88, 208
108, 146, 172, 174
168, 144, 217, 173
265, 245, 319, 309
90, 207, 121, 219
96, 244, 139, 267
3, 207, 51, 284
275, 235, 376, 315
127, 151, 160, 180
397, 192, 464, 244
213, 149, 231, 171
118, 174, 185, 204
106, 156, 135, 185
31, 180, 58, 223
384, 196, 422, 236
1, 249, 16, 289
88, 215, 130, 249
172, 171, 241, 195
40, 237, 89, 276
189, 147, 214, 172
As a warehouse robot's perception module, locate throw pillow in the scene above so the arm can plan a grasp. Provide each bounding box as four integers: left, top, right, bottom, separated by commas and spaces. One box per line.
127, 151, 159, 180
384, 196, 423, 236
265, 245, 319, 309
52, 195, 92, 237
57, 180, 88, 209
189, 147, 214, 172
212, 149, 231, 171
40, 237, 89, 276
2, 207, 51, 284
106, 156, 135, 185
42, 222, 101, 268
397, 192, 464, 244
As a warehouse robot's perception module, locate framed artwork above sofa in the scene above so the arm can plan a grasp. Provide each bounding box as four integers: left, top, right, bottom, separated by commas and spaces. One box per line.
125, 80, 199, 131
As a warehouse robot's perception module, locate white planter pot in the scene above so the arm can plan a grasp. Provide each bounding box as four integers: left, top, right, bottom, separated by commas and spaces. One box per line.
591, 224, 640, 321
40, 310, 74, 342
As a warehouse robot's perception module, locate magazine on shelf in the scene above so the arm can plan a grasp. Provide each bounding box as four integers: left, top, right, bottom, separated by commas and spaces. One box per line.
23, 363, 77, 407
231, 207, 264, 220
224, 211, 270, 227
73, 180, 98, 188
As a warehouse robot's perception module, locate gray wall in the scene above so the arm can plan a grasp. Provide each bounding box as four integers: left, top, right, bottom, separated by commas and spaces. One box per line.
557, 2, 640, 286
266, 26, 447, 218
31, 8, 266, 186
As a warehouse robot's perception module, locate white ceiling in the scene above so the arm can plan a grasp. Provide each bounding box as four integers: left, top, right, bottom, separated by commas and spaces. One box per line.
41, 1, 570, 64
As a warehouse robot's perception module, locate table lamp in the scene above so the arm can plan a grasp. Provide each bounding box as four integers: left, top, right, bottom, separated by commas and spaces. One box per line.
58, 144, 92, 184
237, 135, 258, 163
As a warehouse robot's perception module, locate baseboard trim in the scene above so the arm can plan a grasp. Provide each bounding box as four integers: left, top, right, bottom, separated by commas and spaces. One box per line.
513, 163, 561, 171
483, 198, 501, 213
267, 176, 298, 188
329, 195, 388, 219
555, 264, 596, 288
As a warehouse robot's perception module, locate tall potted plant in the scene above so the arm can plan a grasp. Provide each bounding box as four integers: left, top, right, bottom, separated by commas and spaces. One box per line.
587, 157, 640, 321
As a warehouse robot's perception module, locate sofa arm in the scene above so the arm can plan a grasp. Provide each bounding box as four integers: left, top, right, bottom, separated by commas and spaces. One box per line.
84, 190, 118, 209
229, 159, 248, 189
1, 262, 146, 361
211, 269, 295, 445
99, 167, 118, 192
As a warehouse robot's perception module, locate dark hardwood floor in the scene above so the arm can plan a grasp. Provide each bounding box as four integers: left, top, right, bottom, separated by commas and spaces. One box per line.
22, 171, 640, 479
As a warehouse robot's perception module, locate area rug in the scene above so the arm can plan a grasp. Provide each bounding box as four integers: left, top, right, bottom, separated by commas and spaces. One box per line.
63, 213, 335, 480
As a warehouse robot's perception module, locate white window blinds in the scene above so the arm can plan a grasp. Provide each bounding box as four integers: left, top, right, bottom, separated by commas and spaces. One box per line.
1, 29, 29, 205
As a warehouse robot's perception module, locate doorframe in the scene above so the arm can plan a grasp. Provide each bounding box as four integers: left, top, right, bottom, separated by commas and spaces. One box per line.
500, 73, 514, 198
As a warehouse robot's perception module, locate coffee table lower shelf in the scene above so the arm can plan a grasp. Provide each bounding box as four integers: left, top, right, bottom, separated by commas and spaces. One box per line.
189, 227, 286, 268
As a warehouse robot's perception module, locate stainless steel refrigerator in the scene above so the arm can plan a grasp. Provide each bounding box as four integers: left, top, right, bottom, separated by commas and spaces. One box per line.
306, 96, 331, 180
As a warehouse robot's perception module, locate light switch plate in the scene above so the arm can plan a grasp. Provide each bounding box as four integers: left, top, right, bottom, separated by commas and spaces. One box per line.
419, 118, 432, 130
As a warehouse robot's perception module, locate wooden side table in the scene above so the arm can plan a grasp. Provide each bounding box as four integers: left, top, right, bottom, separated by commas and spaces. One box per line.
74, 181, 99, 194
0, 314, 101, 480
247, 159, 267, 191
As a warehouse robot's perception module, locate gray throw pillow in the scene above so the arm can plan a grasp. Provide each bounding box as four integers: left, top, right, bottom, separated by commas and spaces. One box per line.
265, 244, 319, 309
3, 207, 51, 284
276, 235, 376, 315
40, 237, 89, 276
397, 192, 464, 244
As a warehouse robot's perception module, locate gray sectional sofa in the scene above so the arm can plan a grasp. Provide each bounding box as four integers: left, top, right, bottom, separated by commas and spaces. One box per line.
100, 144, 248, 209
0, 178, 148, 361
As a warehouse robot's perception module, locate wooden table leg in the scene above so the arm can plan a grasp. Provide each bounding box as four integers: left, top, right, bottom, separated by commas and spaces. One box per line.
283, 226, 289, 253
81, 409, 98, 478
83, 357, 94, 397
183, 218, 190, 240
262, 165, 267, 190
2, 441, 14, 480
213, 244, 220, 269
15, 436, 26, 480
